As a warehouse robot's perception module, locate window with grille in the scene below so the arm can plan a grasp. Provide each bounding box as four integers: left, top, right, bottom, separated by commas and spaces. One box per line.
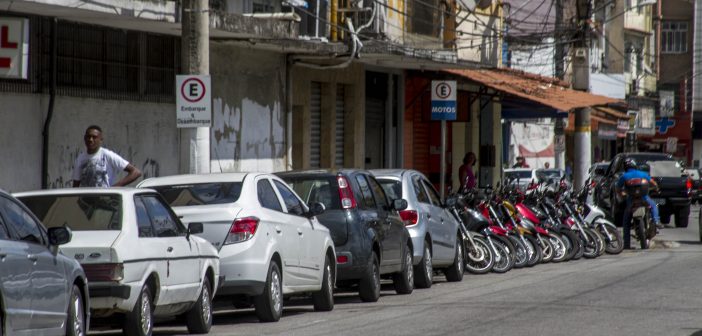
662, 21, 688, 54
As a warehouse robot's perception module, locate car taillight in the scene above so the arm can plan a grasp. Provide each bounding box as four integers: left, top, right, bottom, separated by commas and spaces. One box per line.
687, 178, 693, 190
225, 217, 260, 244
399, 210, 419, 226
337, 255, 349, 264
337, 176, 357, 209
82, 263, 124, 282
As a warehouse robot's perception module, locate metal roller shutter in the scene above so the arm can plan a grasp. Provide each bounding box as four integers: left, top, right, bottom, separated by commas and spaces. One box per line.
335, 85, 345, 167
310, 82, 322, 168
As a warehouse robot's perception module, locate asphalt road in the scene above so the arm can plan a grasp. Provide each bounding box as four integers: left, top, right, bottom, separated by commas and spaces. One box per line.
93, 206, 702, 336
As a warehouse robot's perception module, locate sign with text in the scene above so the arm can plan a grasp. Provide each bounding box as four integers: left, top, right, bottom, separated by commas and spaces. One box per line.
0, 17, 29, 79
176, 75, 211, 128
659, 90, 674, 117
431, 80, 457, 121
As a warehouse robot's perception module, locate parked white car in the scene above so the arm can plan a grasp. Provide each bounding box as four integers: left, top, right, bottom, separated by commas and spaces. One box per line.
138, 173, 336, 322
16, 188, 220, 336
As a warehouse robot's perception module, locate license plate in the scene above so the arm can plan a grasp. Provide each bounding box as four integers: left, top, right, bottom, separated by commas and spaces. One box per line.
652, 198, 666, 205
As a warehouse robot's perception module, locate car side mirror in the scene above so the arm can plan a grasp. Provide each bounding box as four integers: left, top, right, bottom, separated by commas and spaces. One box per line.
445, 196, 457, 208
188, 222, 204, 235
306, 202, 326, 218
393, 199, 408, 211
48, 227, 72, 246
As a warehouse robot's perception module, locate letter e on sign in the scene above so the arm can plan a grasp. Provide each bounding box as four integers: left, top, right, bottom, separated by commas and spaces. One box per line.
176, 75, 212, 128
0, 17, 29, 79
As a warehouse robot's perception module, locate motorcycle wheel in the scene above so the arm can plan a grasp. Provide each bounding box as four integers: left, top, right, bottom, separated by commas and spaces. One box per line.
598, 224, 624, 255
539, 235, 555, 264
591, 228, 606, 257
570, 229, 585, 260
524, 235, 543, 267
638, 217, 649, 250
548, 232, 568, 263
582, 228, 601, 259
508, 235, 528, 269
465, 236, 495, 274
557, 229, 577, 261
490, 236, 515, 273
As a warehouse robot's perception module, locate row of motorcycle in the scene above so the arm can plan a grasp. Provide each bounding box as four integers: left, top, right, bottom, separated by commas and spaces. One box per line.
449, 178, 624, 274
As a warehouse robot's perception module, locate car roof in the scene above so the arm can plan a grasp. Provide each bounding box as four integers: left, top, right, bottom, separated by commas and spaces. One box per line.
138, 173, 250, 187
503, 168, 533, 172
14, 187, 153, 198
370, 169, 422, 179
276, 169, 365, 177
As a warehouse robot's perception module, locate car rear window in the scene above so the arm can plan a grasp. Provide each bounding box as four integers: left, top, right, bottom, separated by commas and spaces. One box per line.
19, 194, 122, 231
377, 179, 402, 202
279, 177, 341, 210
151, 182, 243, 206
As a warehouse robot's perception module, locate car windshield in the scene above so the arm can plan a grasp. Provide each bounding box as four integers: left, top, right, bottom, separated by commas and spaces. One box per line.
504, 171, 532, 181
377, 179, 402, 202
151, 182, 243, 206
280, 176, 341, 210
19, 194, 122, 231
536, 169, 563, 181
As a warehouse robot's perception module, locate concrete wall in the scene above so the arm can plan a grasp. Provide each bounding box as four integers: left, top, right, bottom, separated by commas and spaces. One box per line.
457, 3, 503, 66
210, 43, 287, 173
0, 93, 177, 193
510, 38, 555, 77
660, 0, 694, 85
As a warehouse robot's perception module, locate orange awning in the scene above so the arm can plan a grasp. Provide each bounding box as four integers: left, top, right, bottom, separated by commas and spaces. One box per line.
444, 68, 622, 112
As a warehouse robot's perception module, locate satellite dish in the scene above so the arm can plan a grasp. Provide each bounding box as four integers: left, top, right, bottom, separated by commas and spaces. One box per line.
457, 0, 476, 11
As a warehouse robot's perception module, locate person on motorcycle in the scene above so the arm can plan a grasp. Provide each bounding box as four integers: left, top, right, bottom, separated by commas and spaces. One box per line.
615, 157, 661, 249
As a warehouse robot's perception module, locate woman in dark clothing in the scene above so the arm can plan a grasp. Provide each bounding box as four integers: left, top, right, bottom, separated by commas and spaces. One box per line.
458, 152, 477, 192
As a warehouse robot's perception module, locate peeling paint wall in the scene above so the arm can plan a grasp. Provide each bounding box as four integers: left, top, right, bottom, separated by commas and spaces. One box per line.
0, 93, 178, 192
210, 43, 287, 173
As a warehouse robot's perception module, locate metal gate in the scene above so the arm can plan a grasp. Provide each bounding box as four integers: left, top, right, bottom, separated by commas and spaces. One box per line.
310, 82, 322, 168
365, 97, 386, 169
335, 85, 345, 168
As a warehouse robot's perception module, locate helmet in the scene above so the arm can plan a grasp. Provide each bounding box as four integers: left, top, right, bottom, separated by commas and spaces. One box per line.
624, 158, 637, 170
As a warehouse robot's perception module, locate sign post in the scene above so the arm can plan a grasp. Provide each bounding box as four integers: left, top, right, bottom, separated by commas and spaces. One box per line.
431, 80, 457, 199
176, 75, 212, 128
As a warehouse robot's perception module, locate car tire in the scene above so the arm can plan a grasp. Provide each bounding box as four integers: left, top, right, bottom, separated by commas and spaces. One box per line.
359, 252, 380, 302
254, 262, 283, 322
675, 205, 690, 228
312, 255, 334, 312
393, 245, 414, 295
67, 284, 86, 336
124, 285, 153, 336
444, 235, 465, 282
186, 279, 213, 334
413, 243, 433, 289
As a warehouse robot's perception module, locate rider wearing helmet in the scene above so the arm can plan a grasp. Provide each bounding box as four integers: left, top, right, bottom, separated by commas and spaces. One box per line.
615, 157, 661, 249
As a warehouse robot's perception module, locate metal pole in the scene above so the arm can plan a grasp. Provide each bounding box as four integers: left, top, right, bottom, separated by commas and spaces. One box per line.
554, 118, 565, 169
440, 120, 447, 199
180, 0, 211, 174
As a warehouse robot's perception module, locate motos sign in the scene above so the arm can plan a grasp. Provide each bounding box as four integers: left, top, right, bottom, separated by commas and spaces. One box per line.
0, 18, 29, 79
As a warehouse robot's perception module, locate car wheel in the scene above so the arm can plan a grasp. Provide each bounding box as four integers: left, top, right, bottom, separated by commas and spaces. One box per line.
124, 285, 153, 336
67, 284, 86, 336
413, 243, 433, 289
254, 262, 283, 322
393, 245, 414, 295
359, 252, 380, 302
186, 279, 212, 333
675, 205, 690, 228
444, 235, 465, 282
312, 255, 334, 311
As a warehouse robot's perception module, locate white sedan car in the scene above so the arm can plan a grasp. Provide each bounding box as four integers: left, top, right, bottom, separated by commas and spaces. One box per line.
16, 188, 220, 336
138, 173, 336, 322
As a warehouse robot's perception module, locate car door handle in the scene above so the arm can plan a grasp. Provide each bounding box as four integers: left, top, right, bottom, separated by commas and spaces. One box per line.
275, 226, 282, 233
427, 214, 432, 219
167, 247, 173, 253
27, 254, 38, 262
297, 229, 303, 235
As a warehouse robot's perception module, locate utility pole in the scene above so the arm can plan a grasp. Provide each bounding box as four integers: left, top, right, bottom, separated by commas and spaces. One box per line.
553, 0, 565, 170
180, 0, 211, 174
572, 0, 591, 189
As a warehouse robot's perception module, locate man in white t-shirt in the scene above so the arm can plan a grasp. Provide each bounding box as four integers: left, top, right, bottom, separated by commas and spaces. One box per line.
72, 125, 142, 188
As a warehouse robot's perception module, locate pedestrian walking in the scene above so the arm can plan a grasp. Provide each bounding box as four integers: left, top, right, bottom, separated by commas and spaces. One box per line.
72, 125, 142, 188
458, 152, 476, 192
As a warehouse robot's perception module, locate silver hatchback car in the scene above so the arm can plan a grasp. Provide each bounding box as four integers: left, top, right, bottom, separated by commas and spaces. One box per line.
2, 189, 89, 336
371, 170, 464, 288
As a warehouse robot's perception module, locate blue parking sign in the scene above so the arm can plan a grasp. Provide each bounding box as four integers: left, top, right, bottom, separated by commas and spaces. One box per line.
431, 81, 457, 121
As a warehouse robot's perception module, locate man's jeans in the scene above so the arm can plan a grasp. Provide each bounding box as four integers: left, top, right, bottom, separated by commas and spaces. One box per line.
622, 195, 660, 248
